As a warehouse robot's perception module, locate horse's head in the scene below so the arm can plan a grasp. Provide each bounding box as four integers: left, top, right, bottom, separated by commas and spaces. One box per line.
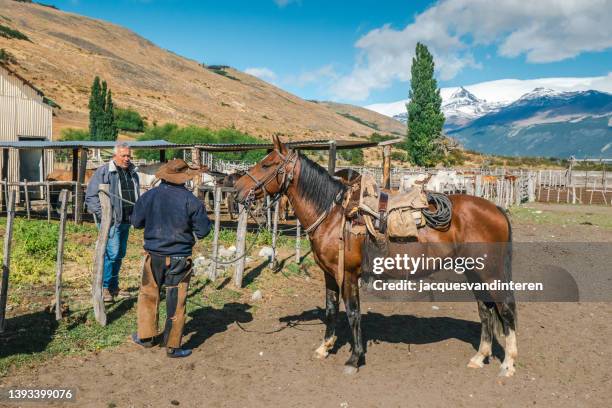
235, 135, 298, 204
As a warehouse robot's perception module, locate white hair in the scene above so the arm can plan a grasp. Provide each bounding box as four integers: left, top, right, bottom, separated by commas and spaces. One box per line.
113, 142, 131, 154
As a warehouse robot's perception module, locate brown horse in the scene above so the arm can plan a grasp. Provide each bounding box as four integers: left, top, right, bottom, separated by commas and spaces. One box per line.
234, 136, 517, 377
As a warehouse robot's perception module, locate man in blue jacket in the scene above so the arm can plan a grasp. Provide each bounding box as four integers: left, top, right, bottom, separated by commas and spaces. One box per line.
130, 159, 211, 358
85, 142, 140, 302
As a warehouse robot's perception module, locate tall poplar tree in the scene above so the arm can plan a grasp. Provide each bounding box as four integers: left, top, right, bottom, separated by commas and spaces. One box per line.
88, 76, 101, 140
406, 43, 445, 167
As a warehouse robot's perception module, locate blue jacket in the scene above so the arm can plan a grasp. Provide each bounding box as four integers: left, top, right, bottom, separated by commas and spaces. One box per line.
131, 181, 211, 256
85, 160, 140, 226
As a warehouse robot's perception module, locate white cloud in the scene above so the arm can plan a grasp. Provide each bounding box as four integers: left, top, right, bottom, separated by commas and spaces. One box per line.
244, 67, 278, 82
285, 64, 338, 87
333, 0, 612, 101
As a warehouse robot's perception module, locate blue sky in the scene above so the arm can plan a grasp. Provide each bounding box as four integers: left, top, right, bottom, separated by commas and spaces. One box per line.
54, 0, 612, 105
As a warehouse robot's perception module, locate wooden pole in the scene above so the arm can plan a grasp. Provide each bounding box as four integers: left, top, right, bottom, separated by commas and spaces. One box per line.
295, 219, 301, 264
0, 190, 16, 333
55, 190, 69, 320
92, 184, 111, 326
327, 141, 337, 175
23, 179, 31, 220
0, 177, 3, 214
2, 179, 7, 214
75, 148, 88, 224
271, 200, 280, 269
382, 145, 391, 190
192, 147, 202, 167
233, 202, 248, 288
46, 182, 51, 222
209, 185, 222, 280
71, 148, 79, 182
266, 194, 271, 230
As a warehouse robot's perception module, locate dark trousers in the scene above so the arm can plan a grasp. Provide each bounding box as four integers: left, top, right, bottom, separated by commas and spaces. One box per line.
137, 252, 192, 349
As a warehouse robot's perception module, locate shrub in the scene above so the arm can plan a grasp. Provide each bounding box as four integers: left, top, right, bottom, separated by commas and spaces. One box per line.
339, 148, 364, 165
0, 24, 29, 41
114, 107, 145, 132
0, 48, 16, 64
60, 128, 90, 141
135, 124, 266, 162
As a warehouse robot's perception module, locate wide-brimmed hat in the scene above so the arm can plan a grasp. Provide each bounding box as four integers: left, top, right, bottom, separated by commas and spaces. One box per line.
155, 159, 200, 184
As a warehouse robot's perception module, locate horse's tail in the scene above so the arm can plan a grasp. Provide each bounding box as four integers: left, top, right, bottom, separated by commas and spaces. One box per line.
492, 205, 516, 338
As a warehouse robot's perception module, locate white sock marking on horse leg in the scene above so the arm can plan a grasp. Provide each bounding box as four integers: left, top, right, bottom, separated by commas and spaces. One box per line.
499, 329, 517, 377
314, 335, 337, 359
468, 339, 492, 369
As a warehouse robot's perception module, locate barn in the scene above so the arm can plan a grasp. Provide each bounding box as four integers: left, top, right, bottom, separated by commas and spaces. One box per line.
0, 62, 57, 199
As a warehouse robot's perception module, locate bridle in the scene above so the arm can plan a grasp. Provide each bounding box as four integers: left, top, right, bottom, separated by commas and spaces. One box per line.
243, 149, 298, 206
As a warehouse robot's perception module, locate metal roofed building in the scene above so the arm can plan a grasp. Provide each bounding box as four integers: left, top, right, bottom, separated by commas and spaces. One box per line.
1, 62, 58, 199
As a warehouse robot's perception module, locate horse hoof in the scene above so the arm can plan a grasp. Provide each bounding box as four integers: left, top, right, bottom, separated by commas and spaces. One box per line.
467, 355, 485, 369
498, 365, 515, 377
313, 348, 329, 359
343, 365, 358, 375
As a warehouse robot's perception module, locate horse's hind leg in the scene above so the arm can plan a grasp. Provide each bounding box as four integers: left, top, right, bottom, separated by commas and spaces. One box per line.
498, 301, 518, 377
468, 301, 494, 369
342, 273, 364, 375
314, 273, 339, 359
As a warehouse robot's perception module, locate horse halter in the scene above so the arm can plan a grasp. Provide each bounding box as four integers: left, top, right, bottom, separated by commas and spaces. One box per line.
243, 149, 298, 205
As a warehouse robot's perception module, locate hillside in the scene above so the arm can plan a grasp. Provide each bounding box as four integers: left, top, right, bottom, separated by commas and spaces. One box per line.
316, 101, 405, 136
0, 0, 392, 140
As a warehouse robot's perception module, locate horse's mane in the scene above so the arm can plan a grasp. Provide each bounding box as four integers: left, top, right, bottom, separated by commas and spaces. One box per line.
297, 153, 346, 213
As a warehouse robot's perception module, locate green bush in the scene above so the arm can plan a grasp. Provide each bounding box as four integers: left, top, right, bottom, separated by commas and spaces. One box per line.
339, 148, 364, 165
115, 107, 145, 132
135, 124, 267, 162
391, 151, 407, 162
60, 128, 90, 141
368, 132, 397, 143
0, 24, 29, 41
0, 48, 15, 64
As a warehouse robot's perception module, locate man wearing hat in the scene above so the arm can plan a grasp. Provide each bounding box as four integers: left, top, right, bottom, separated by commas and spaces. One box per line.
130, 159, 211, 358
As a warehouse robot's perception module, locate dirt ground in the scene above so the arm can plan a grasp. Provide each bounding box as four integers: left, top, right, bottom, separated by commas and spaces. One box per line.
1, 203, 612, 407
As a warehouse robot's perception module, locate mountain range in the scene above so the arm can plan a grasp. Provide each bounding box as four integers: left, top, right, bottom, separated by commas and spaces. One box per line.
366, 79, 612, 158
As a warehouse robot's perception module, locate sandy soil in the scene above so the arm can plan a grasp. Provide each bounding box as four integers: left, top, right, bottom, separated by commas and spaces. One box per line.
1, 203, 612, 408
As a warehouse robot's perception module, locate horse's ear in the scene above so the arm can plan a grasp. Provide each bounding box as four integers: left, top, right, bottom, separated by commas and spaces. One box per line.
273, 134, 288, 155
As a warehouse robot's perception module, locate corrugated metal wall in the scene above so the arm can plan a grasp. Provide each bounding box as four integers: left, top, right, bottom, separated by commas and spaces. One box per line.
0, 65, 54, 201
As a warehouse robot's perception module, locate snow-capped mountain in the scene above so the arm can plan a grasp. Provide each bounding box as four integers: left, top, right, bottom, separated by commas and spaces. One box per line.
386, 86, 503, 129
365, 74, 612, 121
448, 89, 612, 158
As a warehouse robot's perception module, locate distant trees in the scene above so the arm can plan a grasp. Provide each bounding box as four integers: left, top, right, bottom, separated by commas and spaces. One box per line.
405, 43, 445, 167
115, 107, 145, 132
88, 76, 117, 141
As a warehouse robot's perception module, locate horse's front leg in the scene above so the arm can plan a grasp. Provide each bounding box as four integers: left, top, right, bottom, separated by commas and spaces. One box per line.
314, 272, 339, 359
342, 272, 364, 374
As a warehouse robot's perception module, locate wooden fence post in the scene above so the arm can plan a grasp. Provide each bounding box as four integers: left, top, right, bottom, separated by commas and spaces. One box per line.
328, 141, 337, 175
46, 182, 51, 222
75, 148, 88, 224
55, 190, 69, 320
233, 202, 248, 288
92, 184, 111, 326
266, 194, 271, 230
0, 190, 16, 333
295, 219, 301, 263
271, 200, 280, 269
209, 185, 222, 280
23, 180, 31, 220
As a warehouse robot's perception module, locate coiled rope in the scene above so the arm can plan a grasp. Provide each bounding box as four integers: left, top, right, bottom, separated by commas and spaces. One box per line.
422, 192, 452, 231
